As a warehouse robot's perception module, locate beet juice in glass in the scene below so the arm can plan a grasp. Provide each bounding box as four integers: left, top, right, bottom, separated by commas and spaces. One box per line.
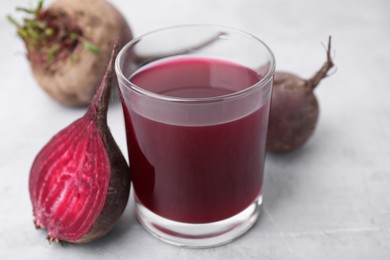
115, 25, 275, 248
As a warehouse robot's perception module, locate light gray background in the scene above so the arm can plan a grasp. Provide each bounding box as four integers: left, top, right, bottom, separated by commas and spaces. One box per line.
1, 0, 390, 259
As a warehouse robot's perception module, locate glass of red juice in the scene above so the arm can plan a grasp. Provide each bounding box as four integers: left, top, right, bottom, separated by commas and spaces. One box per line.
115, 25, 275, 247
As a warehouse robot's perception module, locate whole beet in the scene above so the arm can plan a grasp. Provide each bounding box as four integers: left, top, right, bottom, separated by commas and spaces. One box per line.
267, 37, 334, 152
8, 0, 132, 107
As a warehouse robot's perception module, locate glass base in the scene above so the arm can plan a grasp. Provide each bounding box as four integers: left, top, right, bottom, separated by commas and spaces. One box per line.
135, 194, 262, 248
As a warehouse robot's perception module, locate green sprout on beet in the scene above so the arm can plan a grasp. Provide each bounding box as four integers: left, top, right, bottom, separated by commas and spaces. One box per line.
7, 0, 100, 66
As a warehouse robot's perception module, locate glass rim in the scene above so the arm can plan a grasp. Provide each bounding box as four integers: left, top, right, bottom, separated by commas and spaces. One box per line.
115, 24, 275, 103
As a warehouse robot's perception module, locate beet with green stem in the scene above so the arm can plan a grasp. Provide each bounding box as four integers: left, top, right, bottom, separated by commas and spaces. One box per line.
267, 37, 335, 153
8, 0, 132, 107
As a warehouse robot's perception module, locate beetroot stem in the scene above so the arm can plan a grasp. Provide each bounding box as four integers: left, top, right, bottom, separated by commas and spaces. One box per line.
306, 36, 334, 89
7, 0, 100, 67
87, 45, 117, 123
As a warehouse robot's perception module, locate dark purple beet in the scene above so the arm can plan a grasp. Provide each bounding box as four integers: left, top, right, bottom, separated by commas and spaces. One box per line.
267, 37, 334, 153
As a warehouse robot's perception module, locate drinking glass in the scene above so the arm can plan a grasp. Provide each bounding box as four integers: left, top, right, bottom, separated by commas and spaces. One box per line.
115, 25, 275, 248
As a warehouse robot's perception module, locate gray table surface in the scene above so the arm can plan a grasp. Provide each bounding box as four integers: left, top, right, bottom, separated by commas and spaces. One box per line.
1, 0, 390, 259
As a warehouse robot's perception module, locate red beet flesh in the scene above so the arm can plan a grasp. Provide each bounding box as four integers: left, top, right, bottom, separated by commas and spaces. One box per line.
29, 48, 130, 243
267, 37, 334, 152
30, 117, 110, 242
